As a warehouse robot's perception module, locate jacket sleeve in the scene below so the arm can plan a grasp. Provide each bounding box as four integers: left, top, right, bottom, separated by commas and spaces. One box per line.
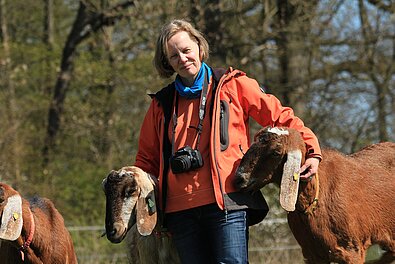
134, 99, 163, 176
238, 76, 322, 160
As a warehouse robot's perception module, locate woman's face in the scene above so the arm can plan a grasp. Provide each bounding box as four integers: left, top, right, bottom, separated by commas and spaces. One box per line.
167, 31, 202, 86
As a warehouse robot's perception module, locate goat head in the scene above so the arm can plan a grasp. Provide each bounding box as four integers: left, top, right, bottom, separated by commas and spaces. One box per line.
235, 127, 306, 211
103, 166, 157, 243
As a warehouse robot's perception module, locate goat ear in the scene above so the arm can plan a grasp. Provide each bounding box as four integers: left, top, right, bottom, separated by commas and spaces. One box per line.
280, 149, 302, 212
0, 194, 23, 241
101, 177, 107, 193
136, 189, 157, 236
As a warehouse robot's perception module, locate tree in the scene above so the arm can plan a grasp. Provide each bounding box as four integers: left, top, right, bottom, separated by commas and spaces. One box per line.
43, 0, 54, 96
42, 0, 135, 166
0, 0, 22, 187
358, 0, 393, 142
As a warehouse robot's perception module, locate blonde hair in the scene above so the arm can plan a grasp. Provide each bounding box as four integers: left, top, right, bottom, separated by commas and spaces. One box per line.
153, 19, 209, 78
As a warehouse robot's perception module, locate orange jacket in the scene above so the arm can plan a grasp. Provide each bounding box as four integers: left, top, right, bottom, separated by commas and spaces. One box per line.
135, 67, 322, 222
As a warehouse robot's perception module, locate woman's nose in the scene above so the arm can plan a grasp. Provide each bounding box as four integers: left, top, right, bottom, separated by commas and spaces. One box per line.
179, 53, 188, 62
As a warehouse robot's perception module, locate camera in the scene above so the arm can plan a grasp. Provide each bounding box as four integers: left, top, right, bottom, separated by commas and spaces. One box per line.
170, 146, 204, 174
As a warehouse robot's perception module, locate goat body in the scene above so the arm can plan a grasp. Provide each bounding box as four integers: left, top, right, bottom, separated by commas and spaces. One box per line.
0, 183, 78, 264
235, 127, 395, 264
103, 166, 180, 264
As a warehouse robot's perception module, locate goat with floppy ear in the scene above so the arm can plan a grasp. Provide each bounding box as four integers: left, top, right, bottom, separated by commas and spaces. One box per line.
102, 166, 180, 264
103, 166, 158, 241
235, 126, 395, 264
0, 182, 78, 264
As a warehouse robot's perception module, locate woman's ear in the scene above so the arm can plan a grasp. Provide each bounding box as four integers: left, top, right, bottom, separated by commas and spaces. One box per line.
199, 44, 204, 61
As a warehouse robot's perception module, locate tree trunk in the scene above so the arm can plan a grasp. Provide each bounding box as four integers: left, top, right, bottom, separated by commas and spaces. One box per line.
275, 0, 292, 105
0, 0, 21, 187
358, 0, 390, 142
43, 0, 54, 96
42, 0, 135, 166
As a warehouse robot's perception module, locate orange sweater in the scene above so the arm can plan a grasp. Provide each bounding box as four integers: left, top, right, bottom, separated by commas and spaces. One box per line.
135, 67, 322, 214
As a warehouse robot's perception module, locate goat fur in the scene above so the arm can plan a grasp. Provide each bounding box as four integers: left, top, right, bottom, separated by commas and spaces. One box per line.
103, 166, 180, 264
235, 127, 395, 264
0, 182, 78, 264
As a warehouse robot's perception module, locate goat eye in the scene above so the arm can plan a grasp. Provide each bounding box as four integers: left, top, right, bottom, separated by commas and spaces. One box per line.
125, 186, 137, 198
125, 191, 133, 198
257, 135, 267, 143
273, 150, 282, 157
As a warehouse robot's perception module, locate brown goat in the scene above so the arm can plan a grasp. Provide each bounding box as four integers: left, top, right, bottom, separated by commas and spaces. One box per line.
0, 182, 78, 264
102, 166, 180, 264
235, 127, 395, 264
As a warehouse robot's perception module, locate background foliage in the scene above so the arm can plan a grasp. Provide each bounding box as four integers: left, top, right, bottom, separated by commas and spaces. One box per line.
0, 0, 394, 263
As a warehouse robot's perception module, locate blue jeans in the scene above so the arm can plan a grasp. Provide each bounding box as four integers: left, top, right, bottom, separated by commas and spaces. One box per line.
166, 203, 249, 264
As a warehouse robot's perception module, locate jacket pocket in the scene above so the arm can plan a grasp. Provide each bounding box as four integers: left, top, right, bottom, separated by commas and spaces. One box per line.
220, 100, 229, 151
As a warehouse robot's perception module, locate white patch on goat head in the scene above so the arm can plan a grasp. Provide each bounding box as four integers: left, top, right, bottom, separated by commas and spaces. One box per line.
121, 195, 138, 229
118, 169, 139, 229
267, 127, 289, 135
119, 169, 130, 178
0, 194, 23, 241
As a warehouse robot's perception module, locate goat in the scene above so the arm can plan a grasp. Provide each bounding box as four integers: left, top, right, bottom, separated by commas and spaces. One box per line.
102, 166, 180, 264
0, 182, 78, 264
235, 127, 395, 264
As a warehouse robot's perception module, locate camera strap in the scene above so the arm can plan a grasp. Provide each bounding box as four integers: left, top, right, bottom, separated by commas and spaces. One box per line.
171, 71, 209, 154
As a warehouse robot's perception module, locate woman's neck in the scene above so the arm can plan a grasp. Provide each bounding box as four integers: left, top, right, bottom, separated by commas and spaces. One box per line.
179, 75, 196, 87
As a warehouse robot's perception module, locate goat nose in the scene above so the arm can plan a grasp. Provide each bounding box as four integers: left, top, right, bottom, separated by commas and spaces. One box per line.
234, 173, 249, 189
111, 223, 122, 235
106, 223, 127, 243
109, 229, 117, 237
234, 176, 244, 189
108, 222, 126, 238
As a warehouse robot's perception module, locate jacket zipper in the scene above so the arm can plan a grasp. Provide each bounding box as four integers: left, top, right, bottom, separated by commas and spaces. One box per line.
212, 75, 228, 214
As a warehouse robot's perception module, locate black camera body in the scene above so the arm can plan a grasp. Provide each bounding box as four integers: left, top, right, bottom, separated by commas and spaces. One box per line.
170, 146, 203, 174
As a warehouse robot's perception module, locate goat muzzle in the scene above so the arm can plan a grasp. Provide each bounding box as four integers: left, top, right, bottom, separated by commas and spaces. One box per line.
106, 222, 127, 243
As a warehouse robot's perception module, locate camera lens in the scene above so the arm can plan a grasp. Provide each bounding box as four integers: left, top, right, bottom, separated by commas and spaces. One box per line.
171, 156, 192, 174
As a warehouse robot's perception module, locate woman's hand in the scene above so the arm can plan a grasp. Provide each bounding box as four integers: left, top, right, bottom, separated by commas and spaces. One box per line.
299, 157, 320, 181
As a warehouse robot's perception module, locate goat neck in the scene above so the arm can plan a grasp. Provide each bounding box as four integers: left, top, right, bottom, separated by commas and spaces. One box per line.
16, 203, 35, 261
295, 172, 320, 215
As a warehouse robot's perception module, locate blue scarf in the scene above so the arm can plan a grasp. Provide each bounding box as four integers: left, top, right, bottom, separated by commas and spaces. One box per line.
175, 62, 212, 99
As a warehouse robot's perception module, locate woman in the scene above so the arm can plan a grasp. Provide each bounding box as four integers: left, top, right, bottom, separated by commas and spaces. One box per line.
134, 19, 321, 264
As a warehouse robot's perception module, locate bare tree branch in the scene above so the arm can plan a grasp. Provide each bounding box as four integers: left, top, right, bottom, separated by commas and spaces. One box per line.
42, 0, 134, 166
